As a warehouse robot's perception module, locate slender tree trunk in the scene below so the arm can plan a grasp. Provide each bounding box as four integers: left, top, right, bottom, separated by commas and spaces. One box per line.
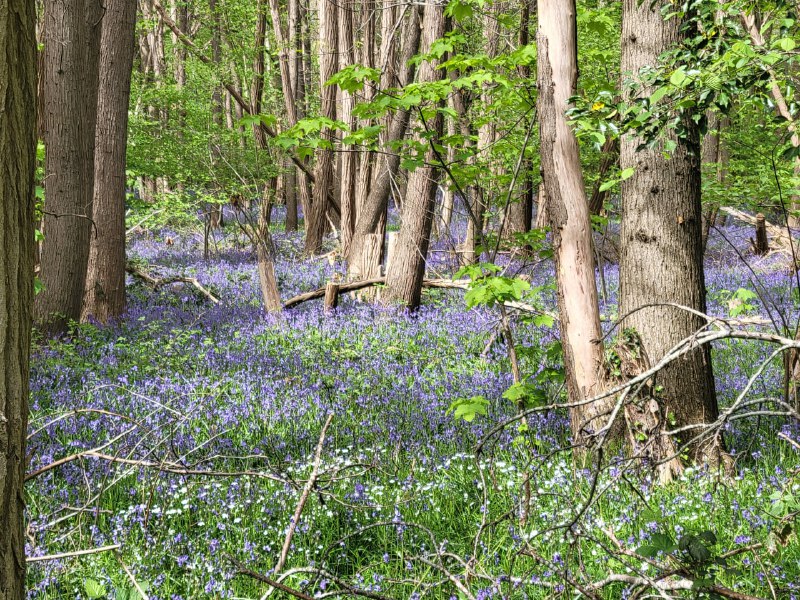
37, 0, 93, 334
701, 111, 722, 251
538, 0, 613, 442
347, 6, 421, 278
588, 137, 619, 216
620, 0, 721, 460
305, 0, 339, 254
384, 2, 444, 308
0, 0, 36, 596
82, 0, 137, 323
257, 195, 283, 312
353, 0, 376, 224
505, 0, 534, 239
338, 0, 358, 254
465, 1, 503, 262
743, 11, 800, 228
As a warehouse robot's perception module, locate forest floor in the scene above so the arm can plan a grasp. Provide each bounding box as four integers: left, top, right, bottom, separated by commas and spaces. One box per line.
25, 211, 800, 599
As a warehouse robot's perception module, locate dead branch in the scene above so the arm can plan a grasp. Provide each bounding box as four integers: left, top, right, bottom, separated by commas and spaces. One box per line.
27, 544, 121, 563
274, 414, 334, 575
126, 263, 220, 304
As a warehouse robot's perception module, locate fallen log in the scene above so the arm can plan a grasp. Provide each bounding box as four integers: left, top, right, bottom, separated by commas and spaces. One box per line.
283, 277, 557, 319
126, 263, 220, 304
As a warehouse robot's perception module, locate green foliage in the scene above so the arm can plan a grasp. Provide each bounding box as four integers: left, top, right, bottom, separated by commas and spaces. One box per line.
455, 263, 530, 308
447, 395, 490, 422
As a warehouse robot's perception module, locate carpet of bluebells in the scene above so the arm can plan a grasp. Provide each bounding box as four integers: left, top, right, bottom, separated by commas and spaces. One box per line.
26, 208, 800, 599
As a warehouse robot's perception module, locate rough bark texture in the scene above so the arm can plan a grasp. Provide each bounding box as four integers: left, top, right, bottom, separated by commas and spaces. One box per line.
620, 0, 720, 456
0, 0, 37, 595
347, 6, 421, 278
257, 198, 282, 312
538, 0, 612, 442
82, 0, 137, 323
305, 0, 338, 254
36, 0, 93, 334
338, 0, 357, 254
384, 2, 444, 308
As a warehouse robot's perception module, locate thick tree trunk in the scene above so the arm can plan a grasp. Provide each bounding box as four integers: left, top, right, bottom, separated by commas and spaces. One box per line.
0, 0, 36, 596
305, 0, 339, 254
538, 0, 613, 443
37, 0, 93, 334
82, 0, 138, 323
620, 0, 721, 460
384, 2, 444, 308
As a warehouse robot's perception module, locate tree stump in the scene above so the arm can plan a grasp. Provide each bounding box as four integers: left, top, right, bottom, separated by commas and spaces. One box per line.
752, 212, 769, 256
324, 282, 340, 313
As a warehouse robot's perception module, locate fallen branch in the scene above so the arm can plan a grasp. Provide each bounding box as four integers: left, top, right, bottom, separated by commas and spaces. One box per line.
126, 263, 220, 304
27, 544, 121, 563
274, 414, 334, 575
282, 277, 557, 319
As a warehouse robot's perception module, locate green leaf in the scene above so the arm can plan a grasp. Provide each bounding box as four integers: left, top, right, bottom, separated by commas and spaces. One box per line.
776, 37, 796, 52
448, 396, 489, 422
84, 579, 107, 599
669, 67, 688, 87
599, 179, 617, 192
619, 167, 635, 181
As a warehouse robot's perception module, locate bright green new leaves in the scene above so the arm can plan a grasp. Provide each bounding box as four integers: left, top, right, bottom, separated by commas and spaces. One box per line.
448, 395, 489, 422
455, 263, 531, 309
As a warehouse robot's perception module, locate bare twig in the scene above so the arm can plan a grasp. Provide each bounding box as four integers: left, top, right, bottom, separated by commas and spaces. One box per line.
274, 414, 334, 575
27, 544, 121, 563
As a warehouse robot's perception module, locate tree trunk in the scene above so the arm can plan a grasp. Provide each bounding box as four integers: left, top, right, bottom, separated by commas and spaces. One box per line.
257, 197, 282, 312
347, 6, 421, 278
82, 0, 137, 323
504, 0, 534, 240
701, 110, 721, 251
338, 0, 358, 254
464, 1, 503, 261
384, 2, 444, 308
0, 0, 36, 595
37, 0, 93, 334
743, 11, 800, 228
620, 0, 721, 461
305, 0, 339, 254
538, 0, 612, 443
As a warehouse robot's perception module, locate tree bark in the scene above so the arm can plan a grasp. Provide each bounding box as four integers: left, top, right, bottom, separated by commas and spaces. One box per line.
464, 1, 503, 261
82, 0, 138, 323
338, 0, 358, 254
0, 0, 37, 595
620, 0, 721, 460
504, 0, 534, 240
37, 0, 93, 334
347, 6, 421, 278
538, 0, 613, 443
384, 2, 445, 308
305, 0, 339, 254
